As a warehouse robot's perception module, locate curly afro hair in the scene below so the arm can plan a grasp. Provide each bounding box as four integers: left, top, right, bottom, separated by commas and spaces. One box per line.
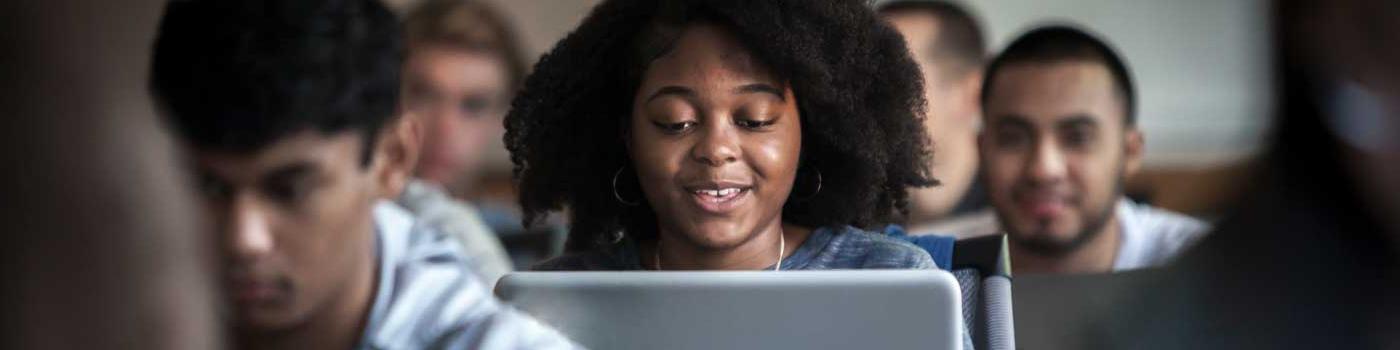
505, 0, 936, 252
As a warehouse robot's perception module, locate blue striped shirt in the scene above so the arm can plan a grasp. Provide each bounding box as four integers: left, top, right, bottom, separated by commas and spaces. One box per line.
356, 202, 581, 349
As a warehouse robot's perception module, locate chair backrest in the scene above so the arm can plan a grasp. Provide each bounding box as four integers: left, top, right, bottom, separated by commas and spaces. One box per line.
953, 234, 1015, 350
951, 268, 981, 337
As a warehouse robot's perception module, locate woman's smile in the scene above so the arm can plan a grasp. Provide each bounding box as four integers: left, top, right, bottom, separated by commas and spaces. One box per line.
683, 180, 754, 214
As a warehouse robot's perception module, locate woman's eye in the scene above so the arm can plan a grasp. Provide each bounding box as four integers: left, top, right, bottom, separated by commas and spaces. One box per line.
736, 118, 776, 130
654, 121, 697, 134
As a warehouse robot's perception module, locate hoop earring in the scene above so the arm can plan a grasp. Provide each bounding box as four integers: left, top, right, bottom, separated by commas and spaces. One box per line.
793, 167, 823, 201
612, 167, 641, 206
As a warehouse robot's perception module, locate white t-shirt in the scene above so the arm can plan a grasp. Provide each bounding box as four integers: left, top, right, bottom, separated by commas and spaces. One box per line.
1111, 198, 1210, 270
913, 198, 1211, 271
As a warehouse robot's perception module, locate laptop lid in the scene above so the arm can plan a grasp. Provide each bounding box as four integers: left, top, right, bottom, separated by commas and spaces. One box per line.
496, 270, 963, 350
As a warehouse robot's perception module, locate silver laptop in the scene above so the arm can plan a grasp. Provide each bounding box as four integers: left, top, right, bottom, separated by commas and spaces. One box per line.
495, 270, 964, 350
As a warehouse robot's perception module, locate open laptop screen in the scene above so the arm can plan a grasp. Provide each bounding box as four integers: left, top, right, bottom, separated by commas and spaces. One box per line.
496, 270, 963, 350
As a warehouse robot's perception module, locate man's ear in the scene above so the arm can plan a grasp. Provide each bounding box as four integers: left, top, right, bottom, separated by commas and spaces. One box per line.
960, 71, 984, 109
1123, 128, 1145, 178
976, 126, 988, 161
373, 116, 422, 200
957, 71, 985, 129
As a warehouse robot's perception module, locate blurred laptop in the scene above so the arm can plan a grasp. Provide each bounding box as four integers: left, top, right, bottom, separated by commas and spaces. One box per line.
496, 270, 963, 350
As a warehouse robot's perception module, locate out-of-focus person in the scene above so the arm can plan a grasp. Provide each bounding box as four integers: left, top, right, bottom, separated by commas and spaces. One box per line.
397, 0, 522, 284
401, 0, 524, 191
877, 0, 992, 235
978, 26, 1210, 274
148, 0, 578, 348
1098, 0, 1400, 348
2, 0, 220, 348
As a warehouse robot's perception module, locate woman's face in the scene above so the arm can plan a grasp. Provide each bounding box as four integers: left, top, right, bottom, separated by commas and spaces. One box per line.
629, 24, 802, 250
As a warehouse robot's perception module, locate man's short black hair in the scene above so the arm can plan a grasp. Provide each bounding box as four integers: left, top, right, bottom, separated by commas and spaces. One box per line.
982, 25, 1137, 125
877, 0, 986, 77
150, 0, 403, 165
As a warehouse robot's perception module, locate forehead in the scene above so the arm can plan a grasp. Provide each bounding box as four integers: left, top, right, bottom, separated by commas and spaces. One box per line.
193, 130, 364, 182
404, 45, 508, 88
884, 10, 941, 55
986, 61, 1125, 126
642, 24, 778, 87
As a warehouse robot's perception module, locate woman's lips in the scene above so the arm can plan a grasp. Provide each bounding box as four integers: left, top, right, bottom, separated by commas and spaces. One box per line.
687, 187, 751, 214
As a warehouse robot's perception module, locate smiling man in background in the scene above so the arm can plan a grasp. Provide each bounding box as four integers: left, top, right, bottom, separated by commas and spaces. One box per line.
979, 25, 1209, 274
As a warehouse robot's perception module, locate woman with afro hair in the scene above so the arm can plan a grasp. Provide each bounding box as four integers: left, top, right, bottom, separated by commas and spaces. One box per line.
507, 0, 941, 271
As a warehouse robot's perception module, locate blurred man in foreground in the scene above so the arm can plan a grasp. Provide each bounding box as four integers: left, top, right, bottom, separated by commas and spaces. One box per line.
2, 0, 219, 347
149, 0, 577, 348
1101, 0, 1400, 347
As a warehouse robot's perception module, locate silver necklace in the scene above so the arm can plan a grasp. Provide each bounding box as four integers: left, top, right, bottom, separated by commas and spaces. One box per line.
654, 233, 785, 271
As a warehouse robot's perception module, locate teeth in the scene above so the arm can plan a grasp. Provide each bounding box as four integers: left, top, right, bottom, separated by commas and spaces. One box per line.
695, 188, 741, 197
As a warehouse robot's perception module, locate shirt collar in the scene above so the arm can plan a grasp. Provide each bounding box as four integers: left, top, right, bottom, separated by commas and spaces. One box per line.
358, 201, 414, 349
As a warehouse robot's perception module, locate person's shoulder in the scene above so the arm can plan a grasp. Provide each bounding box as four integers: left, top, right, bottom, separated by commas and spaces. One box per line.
1118, 200, 1212, 266
375, 201, 463, 265
431, 308, 583, 349
908, 208, 1002, 240
363, 235, 491, 347
378, 266, 581, 349
819, 226, 936, 269
883, 225, 957, 270
1122, 200, 1211, 242
397, 181, 492, 233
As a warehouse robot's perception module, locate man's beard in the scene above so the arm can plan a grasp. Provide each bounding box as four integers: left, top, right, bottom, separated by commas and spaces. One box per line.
1006, 179, 1123, 258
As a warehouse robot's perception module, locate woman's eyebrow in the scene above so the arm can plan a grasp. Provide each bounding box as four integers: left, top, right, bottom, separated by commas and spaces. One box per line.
733, 83, 785, 101
645, 86, 696, 104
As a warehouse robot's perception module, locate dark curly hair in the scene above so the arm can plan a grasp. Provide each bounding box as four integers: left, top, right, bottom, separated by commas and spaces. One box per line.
150, 0, 402, 165
505, 0, 935, 252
